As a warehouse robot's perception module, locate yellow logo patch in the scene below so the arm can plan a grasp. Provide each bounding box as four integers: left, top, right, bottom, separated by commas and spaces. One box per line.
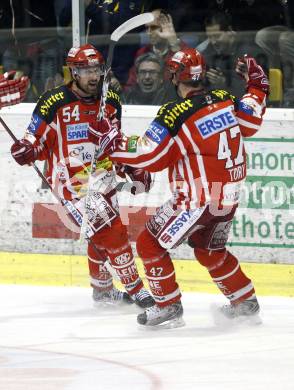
40, 92, 65, 116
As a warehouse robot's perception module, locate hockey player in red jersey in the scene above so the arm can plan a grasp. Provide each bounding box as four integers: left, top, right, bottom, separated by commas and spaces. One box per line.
90, 48, 269, 326
10, 44, 154, 308
0, 71, 29, 108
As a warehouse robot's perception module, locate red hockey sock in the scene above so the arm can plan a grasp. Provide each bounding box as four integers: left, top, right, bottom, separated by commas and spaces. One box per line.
90, 217, 143, 295
208, 251, 255, 303
137, 229, 181, 307
87, 243, 113, 291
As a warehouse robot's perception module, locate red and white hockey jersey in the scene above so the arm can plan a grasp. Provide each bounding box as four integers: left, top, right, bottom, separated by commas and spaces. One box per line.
24, 84, 121, 200
111, 87, 266, 208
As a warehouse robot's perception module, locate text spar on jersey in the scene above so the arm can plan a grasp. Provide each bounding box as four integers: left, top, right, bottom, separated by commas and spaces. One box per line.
66, 123, 89, 141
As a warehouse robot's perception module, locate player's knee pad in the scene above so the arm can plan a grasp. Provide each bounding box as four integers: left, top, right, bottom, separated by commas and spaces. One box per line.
108, 218, 129, 249
194, 247, 227, 271
136, 228, 166, 263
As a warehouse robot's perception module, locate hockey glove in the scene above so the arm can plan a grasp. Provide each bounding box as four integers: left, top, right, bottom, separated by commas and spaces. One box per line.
115, 164, 152, 194
0, 71, 29, 108
88, 117, 122, 155
11, 138, 39, 166
236, 55, 269, 95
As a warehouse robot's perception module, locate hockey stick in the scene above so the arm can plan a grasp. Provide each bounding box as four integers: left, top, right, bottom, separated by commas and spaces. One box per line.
90, 12, 154, 174
89, 12, 154, 174
0, 116, 132, 286
82, 12, 154, 237
97, 12, 155, 123
0, 112, 136, 226
0, 115, 121, 252
0, 115, 90, 231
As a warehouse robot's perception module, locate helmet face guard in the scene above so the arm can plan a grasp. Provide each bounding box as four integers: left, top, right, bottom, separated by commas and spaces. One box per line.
167, 49, 206, 83
72, 65, 105, 78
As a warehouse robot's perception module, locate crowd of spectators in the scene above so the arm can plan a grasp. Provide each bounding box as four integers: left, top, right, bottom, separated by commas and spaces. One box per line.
0, 0, 293, 106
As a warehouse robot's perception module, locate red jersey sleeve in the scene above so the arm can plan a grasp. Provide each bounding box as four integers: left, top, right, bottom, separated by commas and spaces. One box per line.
235, 87, 266, 137
111, 118, 186, 172
24, 89, 60, 160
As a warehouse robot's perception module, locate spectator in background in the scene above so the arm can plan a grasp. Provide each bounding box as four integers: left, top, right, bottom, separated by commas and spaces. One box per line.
206, 0, 287, 32
1, 0, 63, 99
59, 0, 151, 34
254, 0, 294, 106
58, 0, 153, 85
1, 44, 38, 102
122, 52, 177, 105
125, 9, 189, 89
197, 11, 267, 96
206, 0, 294, 105
279, 25, 294, 107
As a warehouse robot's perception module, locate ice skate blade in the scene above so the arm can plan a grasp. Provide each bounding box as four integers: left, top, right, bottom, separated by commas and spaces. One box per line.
239, 313, 262, 326
93, 301, 128, 308
139, 317, 185, 330
226, 314, 262, 327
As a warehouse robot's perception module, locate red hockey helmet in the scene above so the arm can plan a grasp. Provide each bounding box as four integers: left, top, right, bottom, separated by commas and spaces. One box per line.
167, 48, 206, 82
66, 44, 105, 69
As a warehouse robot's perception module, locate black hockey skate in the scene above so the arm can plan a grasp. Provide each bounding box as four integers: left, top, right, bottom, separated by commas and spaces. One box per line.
137, 301, 184, 328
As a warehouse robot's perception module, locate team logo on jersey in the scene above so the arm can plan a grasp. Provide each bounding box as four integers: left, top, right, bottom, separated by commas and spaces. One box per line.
114, 252, 131, 265
28, 114, 42, 133
238, 101, 254, 115
146, 121, 168, 144
66, 123, 89, 141
68, 143, 93, 167
195, 106, 238, 139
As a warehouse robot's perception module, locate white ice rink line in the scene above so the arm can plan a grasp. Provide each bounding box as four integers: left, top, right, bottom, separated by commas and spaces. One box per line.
0, 285, 294, 390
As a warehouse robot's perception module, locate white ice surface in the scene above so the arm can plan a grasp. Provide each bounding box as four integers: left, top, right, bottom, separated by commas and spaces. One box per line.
0, 285, 293, 390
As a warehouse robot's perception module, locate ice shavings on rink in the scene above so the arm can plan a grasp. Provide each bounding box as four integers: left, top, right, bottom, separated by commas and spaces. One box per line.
0, 285, 294, 390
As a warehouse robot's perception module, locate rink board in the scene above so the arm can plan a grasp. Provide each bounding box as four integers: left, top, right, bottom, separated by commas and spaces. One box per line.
0, 251, 293, 297
0, 104, 293, 263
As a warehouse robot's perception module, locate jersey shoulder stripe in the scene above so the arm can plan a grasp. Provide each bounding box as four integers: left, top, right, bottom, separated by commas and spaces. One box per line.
34, 85, 78, 123
154, 89, 237, 137
210, 89, 237, 103
105, 88, 122, 120
154, 98, 195, 137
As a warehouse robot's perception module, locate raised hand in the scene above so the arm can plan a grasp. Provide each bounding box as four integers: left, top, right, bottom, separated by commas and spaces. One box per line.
157, 12, 179, 49
236, 55, 269, 95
